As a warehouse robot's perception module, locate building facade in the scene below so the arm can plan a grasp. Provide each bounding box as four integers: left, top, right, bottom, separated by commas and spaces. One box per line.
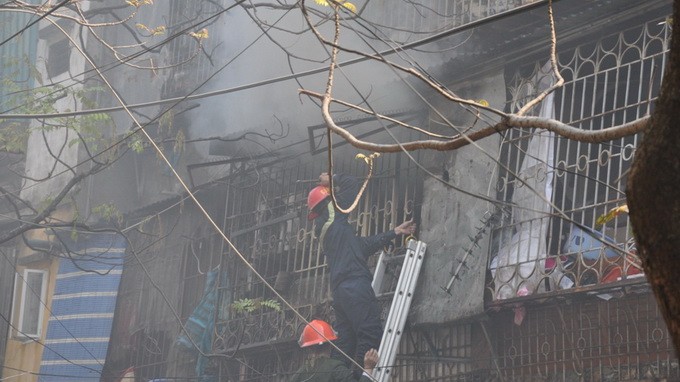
105, 1, 678, 381
2, 0, 677, 381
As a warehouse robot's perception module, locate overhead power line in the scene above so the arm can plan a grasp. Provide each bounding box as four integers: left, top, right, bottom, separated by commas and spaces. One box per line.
0, 0, 552, 120
0, 0, 71, 48
0, 0, 239, 115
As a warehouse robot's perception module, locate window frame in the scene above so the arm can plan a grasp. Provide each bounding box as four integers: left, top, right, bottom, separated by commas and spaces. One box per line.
46, 38, 71, 79
13, 268, 48, 340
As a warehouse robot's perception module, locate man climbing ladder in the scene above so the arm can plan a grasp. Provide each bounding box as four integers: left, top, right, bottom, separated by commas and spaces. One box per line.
307, 172, 416, 370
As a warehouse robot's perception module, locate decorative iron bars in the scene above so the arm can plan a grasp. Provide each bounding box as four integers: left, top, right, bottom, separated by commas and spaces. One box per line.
493, 294, 678, 381
391, 324, 473, 381
197, 150, 424, 354
162, 1, 223, 98
324, 294, 676, 382
487, 17, 669, 301
364, 0, 539, 43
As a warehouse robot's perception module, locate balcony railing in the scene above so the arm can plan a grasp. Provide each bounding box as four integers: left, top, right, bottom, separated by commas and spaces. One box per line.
363, 0, 541, 44
486, 17, 668, 302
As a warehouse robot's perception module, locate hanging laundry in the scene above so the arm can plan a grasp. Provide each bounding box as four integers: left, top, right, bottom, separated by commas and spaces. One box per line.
176, 269, 224, 381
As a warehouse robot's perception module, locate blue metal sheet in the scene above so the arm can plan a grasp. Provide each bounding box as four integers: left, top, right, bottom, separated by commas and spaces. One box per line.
54, 276, 121, 295
37, 364, 102, 382
50, 296, 118, 316
44, 318, 114, 340
41, 340, 109, 361
39, 233, 126, 381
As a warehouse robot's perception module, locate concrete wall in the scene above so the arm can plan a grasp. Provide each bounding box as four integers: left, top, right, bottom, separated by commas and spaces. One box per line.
19, 20, 87, 206
411, 69, 505, 325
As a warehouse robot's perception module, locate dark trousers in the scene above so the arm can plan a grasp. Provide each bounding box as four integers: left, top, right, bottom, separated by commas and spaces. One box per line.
331, 278, 383, 366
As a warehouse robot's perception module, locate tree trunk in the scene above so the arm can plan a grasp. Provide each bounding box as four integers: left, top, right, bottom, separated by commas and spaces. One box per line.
627, 0, 680, 354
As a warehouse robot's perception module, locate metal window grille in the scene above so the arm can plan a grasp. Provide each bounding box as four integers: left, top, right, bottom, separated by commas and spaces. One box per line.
391, 324, 473, 381
163, 1, 222, 98
488, 17, 669, 301
159, 131, 422, 381
364, 0, 538, 43
209, 151, 423, 355
491, 294, 679, 381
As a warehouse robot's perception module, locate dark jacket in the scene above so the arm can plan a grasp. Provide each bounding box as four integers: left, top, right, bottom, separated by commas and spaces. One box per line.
314, 174, 397, 291
290, 357, 373, 382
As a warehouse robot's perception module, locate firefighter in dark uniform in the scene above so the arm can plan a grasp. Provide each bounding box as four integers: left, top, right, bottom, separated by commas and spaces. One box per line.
307, 172, 416, 368
290, 319, 379, 382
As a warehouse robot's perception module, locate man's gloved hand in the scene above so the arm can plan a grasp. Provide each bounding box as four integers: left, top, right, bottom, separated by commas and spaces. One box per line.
395, 219, 416, 236
363, 348, 379, 373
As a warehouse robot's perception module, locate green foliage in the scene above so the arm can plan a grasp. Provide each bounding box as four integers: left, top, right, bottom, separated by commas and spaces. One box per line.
158, 109, 174, 136
128, 135, 144, 153
92, 203, 123, 225
37, 195, 55, 214
259, 299, 282, 311
231, 298, 281, 315
70, 198, 81, 241
0, 59, 113, 154
231, 298, 256, 313
0, 121, 29, 153
174, 129, 185, 154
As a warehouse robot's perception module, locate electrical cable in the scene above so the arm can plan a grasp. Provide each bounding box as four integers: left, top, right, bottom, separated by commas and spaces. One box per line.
0, 6, 274, 359
3, 358, 473, 381
5, 4, 344, 379
0, 9, 302, 228
370, 0, 635, 251
319, 0, 621, 232
302, 0, 637, 292
0, 208, 183, 270
125, 2, 652, 376
0, 249, 106, 368
0, 0, 554, 120
302, 1, 535, 209
0, 0, 259, 204
0, 34, 294, 280
0, 0, 312, 210
0, 0, 644, 376
0, 0, 70, 48
0, 310, 103, 375
1, 365, 102, 380
0, 0, 240, 116
85, 8, 628, 376
62, 8, 375, 377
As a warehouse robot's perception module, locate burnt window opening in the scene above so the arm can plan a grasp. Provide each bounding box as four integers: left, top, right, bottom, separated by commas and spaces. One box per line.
46, 38, 70, 79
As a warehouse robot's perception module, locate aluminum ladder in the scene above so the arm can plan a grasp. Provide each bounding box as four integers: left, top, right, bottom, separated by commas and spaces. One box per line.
371, 239, 427, 381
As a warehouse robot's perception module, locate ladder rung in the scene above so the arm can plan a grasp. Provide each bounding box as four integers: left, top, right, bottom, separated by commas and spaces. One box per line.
376, 291, 394, 299
382, 254, 406, 265
374, 240, 427, 382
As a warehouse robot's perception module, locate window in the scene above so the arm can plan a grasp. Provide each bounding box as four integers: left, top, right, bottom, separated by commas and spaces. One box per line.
46, 38, 70, 78
12, 269, 48, 339
488, 18, 666, 300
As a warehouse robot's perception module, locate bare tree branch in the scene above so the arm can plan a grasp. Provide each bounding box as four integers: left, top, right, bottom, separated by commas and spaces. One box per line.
0, 162, 104, 246
301, 88, 650, 152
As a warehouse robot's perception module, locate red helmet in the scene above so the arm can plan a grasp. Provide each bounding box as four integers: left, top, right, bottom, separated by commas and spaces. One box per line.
307, 186, 330, 220
298, 319, 337, 348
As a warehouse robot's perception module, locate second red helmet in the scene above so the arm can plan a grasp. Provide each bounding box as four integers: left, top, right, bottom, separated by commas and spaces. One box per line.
298, 319, 338, 348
